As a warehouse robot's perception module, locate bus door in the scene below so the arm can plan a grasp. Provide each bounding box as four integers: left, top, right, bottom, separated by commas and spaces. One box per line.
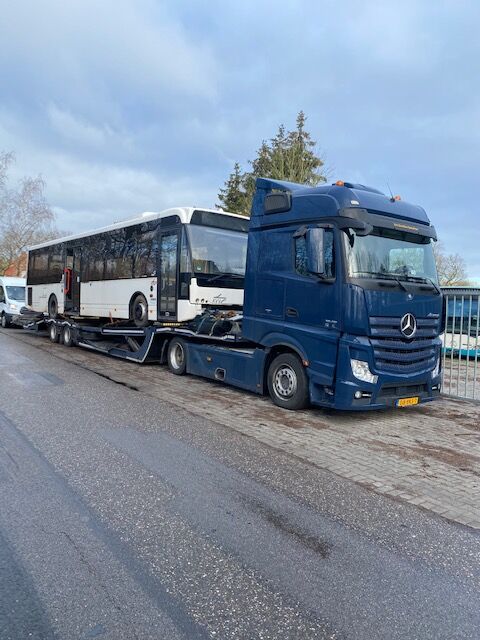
158, 230, 179, 320
64, 246, 82, 313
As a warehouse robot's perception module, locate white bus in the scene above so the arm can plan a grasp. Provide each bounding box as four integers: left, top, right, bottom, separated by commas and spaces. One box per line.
27, 207, 248, 326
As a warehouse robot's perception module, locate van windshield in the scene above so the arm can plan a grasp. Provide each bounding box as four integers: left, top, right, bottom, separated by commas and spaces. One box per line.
6, 286, 25, 301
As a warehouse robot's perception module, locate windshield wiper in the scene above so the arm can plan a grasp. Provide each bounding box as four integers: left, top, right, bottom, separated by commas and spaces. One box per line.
352, 271, 409, 292
402, 275, 442, 295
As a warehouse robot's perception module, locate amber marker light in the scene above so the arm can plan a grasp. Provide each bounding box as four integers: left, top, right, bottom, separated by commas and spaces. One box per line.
335, 180, 345, 186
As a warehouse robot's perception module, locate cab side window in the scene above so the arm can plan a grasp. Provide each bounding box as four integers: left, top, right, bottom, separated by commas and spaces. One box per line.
0, 286, 4, 303
294, 236, 308, 276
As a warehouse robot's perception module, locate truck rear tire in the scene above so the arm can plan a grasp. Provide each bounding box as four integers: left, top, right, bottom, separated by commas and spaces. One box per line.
167, 338, 187, 375
62, 325, 75, 347
267, 353, 310, 410
49, 322, 59, 343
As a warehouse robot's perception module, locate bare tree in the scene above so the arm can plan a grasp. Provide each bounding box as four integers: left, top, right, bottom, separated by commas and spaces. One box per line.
433, 241, 469, 286
0, 151, 61, 275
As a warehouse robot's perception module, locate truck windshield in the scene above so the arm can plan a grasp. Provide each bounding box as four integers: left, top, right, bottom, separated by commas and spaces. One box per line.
185, 225, 248, 278
343, 227, 438, 283
6, 286, 25, 301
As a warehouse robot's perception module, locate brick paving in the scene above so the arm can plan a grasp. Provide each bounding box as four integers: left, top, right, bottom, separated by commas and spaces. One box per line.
3, 328, 480, 530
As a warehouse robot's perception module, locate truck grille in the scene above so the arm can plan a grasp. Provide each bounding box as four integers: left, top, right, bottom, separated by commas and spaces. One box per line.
369, 316, 439, 374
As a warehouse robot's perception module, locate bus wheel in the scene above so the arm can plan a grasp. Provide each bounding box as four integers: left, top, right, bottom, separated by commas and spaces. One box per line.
49, 323, 59, 343
131, 294, 149, 328
62, 325, 74, 347
167, 338, 187, 375
267, 353, 310, 411
48, 295, 58, 319
1, 313, 10, 328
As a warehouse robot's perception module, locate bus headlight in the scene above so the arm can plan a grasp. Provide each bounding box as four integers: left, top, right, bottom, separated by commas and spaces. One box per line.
351, 359, 378, 384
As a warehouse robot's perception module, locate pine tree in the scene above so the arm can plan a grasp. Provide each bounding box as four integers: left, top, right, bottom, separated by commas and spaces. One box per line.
217, 162, 249, 216
217, 112, 326, 217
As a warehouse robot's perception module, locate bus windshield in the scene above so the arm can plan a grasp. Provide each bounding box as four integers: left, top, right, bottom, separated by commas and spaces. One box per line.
185, 225, 248, 278
6, 286, 25, 301
343, 227, 438, 283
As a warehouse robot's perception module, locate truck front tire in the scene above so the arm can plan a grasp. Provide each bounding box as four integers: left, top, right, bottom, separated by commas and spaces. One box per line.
48, 295, 58, 319
267, 353, 310, 410
167, 338, 187, 375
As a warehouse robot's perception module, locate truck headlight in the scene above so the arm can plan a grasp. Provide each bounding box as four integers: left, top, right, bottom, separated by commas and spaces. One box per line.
9, 303, 18, 311
351, 359, 378, 384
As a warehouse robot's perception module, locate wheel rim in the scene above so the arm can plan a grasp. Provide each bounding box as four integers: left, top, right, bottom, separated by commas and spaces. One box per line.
134, 301, 147, 322
50, 325, 56, 340
64, 327, 70, 344
273, 364, 298, 399
1, 315, 5, 327
171, 343, 184, 370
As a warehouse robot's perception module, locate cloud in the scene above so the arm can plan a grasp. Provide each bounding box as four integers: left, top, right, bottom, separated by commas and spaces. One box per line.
0, 0, 479, 277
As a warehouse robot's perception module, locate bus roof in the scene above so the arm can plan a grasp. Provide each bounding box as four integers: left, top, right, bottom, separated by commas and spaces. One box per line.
28, 207, 246, 251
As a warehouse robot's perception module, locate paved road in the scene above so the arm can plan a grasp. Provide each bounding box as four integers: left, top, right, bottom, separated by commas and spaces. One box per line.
0, 330, 479, 639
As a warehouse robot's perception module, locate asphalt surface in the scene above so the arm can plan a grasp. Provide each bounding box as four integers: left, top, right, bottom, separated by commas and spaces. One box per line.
0, 328, 479, 639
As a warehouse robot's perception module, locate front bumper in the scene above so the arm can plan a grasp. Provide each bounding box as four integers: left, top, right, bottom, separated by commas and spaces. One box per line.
309, 334, 442, 411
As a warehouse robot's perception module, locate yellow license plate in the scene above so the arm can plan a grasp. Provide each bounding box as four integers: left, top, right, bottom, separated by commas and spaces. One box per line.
396, 396, 419, 407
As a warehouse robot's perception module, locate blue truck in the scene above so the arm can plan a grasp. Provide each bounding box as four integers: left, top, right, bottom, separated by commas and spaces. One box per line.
20, 177, 443, 411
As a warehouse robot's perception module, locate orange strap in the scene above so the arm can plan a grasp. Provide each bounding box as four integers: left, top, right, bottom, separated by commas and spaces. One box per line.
64, 268, 72, 295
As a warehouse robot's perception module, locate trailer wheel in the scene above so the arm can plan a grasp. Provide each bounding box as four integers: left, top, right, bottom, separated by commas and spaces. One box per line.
167, 338, 187, 375
49, 322, 59, 343
48, 295, 58, 319
1, 313, 10, 328
267, 353, 310, 410
131, 294, 149, 328
62, 324, 75, 347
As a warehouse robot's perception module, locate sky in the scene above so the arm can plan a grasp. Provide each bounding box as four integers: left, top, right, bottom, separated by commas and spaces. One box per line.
1, 0, 479, 279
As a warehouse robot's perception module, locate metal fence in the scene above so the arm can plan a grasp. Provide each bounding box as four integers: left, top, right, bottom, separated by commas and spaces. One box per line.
442, 287, 480, 400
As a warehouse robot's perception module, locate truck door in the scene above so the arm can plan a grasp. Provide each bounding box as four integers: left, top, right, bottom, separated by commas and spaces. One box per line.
284, 227, 341, 386
158, 230, 179, 320
65, 246, 82, 313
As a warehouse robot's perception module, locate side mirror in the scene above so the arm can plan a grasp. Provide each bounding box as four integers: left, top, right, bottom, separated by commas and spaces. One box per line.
306, 227, 325, 275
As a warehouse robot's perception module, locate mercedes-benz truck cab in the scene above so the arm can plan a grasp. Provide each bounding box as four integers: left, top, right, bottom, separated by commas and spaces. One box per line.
243, 179, 443, 410
0, 276, 26, 328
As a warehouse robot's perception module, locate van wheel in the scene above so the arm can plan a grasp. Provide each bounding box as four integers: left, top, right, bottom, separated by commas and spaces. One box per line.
62, 325, 74, 347
48, 295, 58, 319
167, 338, 187, 375
1, 313, 10, 328
131, 294, 149, 328
267, 353, 310, 410
49, 323, 59, 343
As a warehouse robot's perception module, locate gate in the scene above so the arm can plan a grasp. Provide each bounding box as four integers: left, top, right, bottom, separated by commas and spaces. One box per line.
442, 287, 480, 399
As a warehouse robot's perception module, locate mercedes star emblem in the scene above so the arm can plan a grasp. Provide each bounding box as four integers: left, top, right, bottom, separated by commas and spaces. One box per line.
400, 313, 417, 338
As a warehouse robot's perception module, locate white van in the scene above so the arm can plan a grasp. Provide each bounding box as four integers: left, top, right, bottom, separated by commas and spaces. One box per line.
0, 276, 26, 327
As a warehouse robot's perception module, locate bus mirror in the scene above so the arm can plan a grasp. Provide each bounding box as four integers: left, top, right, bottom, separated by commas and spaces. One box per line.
306, 228, 325, 276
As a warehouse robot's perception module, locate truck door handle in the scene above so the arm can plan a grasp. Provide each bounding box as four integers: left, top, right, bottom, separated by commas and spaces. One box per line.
286, 307, 298, 318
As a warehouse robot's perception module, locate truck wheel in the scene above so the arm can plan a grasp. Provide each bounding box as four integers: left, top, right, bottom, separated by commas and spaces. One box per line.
267, 353, 310, 410
49, 323, 59, 343
1, 313, 10, 328
131, 294, 149, 328
62, 325, 75, 347
167, 338, 187, 375
48, 295, 58, 319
